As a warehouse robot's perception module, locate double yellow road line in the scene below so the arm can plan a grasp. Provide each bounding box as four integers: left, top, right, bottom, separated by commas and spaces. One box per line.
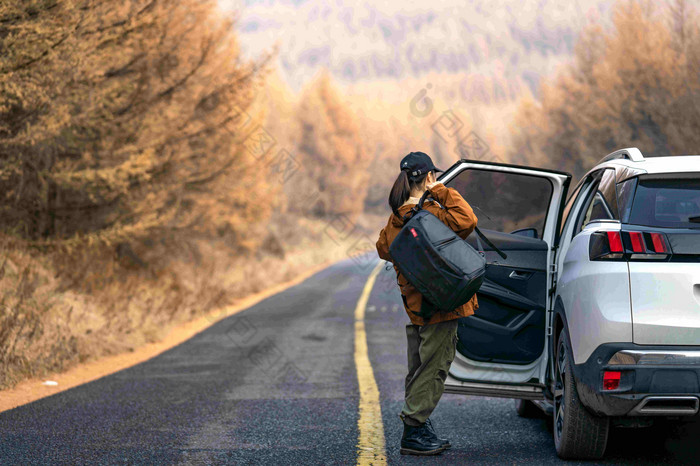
354, 261, 387, 465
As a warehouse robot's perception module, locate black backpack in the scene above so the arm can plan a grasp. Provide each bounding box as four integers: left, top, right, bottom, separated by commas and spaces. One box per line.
388, 190, 507, 319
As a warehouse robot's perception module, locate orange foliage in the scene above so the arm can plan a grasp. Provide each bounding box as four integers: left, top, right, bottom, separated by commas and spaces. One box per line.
294, 71, 370, 219
0, 0, 270, 249
510, 0, 700, 178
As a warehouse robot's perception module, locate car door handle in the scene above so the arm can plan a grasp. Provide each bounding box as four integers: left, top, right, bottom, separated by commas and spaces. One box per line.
509, 270, 532, 280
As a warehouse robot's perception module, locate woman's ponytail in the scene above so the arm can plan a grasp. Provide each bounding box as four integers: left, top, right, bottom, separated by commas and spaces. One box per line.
388, 170, 411, 216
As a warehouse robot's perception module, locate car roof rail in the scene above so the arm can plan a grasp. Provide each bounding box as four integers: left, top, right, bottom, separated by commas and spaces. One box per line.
599, 147, 645, 164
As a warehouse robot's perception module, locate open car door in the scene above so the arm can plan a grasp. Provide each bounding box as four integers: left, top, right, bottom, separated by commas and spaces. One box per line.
440, 159, 570, 400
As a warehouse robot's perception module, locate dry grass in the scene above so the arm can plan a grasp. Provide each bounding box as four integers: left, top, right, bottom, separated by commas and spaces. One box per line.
0, 211, 381, 390
0, 247, 72, 387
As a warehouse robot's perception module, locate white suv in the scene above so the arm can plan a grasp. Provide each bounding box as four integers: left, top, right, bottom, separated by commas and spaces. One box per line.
436, 148, 700, 459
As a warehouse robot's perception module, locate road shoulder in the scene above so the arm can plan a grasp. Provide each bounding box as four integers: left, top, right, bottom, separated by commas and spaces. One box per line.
0, 260, 335, 413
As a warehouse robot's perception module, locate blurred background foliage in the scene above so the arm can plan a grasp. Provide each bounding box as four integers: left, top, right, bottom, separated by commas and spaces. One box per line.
511, 0, 700, 179
0, 0, 269, 244
1, 0, 699, 388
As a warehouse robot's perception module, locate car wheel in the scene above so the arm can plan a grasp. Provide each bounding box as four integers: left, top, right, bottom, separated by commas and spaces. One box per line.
515, 399, 539, 418
553, 329, 609, 459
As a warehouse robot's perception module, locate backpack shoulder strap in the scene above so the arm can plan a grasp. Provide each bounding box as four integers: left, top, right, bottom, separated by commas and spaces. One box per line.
400, 206, 420, 224
417, 189, 432, 209
474, 226, 508, 260
425, 196, 445, 210
400, 190, 433, 224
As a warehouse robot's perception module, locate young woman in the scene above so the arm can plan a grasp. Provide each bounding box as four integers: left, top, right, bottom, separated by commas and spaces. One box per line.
375, 151, 478, 456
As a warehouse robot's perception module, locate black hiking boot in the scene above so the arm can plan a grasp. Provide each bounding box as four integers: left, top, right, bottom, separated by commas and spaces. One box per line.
400, 421, 447, 456
425, 418, 451, 449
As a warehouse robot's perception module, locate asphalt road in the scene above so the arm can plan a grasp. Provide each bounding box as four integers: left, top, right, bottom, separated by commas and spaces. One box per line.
1, 258, 698, 465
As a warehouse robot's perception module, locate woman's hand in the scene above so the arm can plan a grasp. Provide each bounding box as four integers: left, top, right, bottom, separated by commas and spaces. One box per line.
426, 180, 442, 190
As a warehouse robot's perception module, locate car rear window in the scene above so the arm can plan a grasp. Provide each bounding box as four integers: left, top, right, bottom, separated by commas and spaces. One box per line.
627, 178, 700, 229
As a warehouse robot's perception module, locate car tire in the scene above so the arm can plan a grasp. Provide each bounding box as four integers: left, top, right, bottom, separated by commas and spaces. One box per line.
515, 399, 539, 418
553, 329, 609, 459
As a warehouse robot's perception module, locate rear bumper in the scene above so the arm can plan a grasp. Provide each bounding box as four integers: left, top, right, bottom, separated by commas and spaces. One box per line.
573, 343, 700, 417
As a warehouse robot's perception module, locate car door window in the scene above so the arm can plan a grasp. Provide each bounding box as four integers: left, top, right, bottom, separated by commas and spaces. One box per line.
446, 168, 553, 239
594, 168, 619, 219
559, 181, 584, 236
575, 168, 618, 233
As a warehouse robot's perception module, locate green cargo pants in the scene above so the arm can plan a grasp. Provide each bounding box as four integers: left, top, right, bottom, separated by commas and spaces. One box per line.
400, 319, 458, 426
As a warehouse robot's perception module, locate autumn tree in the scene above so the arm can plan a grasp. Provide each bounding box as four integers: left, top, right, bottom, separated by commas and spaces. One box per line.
510, 0, 700, 178
294, 72, 370, 219
0, 0, 270, 251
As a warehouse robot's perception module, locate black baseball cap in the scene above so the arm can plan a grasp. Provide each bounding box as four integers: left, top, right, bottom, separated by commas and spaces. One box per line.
400, 151, 443, 179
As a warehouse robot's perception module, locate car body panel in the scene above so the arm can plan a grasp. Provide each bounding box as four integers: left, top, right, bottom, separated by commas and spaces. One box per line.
444, 373, 545, 400
557, 223, 633, 364
446, 352, 545, 388
572, 343, 700, 417
629, 261, 700, 344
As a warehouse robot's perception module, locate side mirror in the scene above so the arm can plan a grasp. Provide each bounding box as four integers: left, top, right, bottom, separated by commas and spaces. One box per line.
510, 227, 538, 239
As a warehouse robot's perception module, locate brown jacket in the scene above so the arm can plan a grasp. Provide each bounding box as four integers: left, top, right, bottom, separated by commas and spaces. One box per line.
376, 182, 479, 326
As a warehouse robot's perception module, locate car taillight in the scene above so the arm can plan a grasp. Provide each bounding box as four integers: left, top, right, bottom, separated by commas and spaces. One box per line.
589, 230, 672, 261
649, 232, 669, 253
603, 371, 621, 390
628, 231, 644, 253
589, 231, 625, 260
607, 231, 623, 253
